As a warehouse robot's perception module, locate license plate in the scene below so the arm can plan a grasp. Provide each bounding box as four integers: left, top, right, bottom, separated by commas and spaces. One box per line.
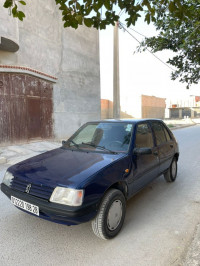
11, 196, 39, 216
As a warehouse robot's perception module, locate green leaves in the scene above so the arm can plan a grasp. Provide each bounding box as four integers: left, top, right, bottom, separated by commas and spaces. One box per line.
2, 0, 199, 87
104, 0, 112, 10
76, 15, 83, 25
4, 0, 26, 21
84, 18, 93, 27
2, 0, 196, 33
139, 0, 200, 87
18, 11, 25, 21
169, 1, 176, 12
19, 1, 26, 5
3, 0, 13, 8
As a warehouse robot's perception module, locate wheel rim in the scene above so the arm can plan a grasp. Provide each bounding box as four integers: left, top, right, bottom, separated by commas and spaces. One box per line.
107, 200, 123, 231
171, 160, 177, 178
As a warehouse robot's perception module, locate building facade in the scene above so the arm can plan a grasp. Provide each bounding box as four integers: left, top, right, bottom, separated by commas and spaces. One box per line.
0, 0, 100, 144
141, 95, 166, 119
169, 95, 200, 118
101, 95, 166, 119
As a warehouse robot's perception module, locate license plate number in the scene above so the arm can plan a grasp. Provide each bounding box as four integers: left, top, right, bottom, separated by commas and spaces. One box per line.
11, 196, 39, 216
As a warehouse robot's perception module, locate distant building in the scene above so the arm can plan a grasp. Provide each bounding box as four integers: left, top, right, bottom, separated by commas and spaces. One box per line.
141, 95, 166, 119
0, 0, 100, 144
169, 95, 200, 118
101, 99, 113, 119
101, 95, 166, 119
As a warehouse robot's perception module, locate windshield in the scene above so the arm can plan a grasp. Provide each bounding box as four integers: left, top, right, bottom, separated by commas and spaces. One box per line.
64, 122, 133, 153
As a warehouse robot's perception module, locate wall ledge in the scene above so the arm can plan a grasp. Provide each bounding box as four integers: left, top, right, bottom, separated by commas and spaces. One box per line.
0, 65, 57, 83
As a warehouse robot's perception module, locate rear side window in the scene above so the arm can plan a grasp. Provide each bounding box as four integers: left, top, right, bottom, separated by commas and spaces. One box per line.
151, 122, 167, 145
163, 127, 171, 142
135, 123, 154, 148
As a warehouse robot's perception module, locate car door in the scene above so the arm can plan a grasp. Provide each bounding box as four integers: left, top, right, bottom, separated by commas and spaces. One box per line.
150, 121, 175, 174
127, 122, 159, 195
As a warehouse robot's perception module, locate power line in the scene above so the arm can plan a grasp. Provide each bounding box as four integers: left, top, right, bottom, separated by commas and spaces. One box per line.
118, 21, 175, 71
120, 22, 146, 38
119, 9, 125, 17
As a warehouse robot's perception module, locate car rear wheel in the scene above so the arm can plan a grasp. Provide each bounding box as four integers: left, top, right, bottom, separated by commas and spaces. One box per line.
164, 157, 177, 182
91, 189, 126, 240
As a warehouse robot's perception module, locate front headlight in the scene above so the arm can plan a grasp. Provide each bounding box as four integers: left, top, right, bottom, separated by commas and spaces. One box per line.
2, 171, 14, 187
50, 187, 84, 206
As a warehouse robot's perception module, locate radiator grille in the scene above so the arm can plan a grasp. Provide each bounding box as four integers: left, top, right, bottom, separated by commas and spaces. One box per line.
11, 177, 53, 200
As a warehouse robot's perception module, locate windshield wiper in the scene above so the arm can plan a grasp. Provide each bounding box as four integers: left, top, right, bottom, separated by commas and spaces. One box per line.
81, 142, 117, 154
62, 140, 80, 149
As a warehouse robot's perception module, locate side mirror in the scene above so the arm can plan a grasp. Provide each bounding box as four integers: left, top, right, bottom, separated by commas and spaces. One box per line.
62, 140, 67, 146
133, 147, 152, 155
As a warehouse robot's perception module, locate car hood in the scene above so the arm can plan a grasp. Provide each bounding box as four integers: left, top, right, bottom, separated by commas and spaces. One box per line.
9, 148, 126, 188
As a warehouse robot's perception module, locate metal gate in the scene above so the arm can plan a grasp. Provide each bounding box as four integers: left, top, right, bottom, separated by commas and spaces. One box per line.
0, 73, 53, 144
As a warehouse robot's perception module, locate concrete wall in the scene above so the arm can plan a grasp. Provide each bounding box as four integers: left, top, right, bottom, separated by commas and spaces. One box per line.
0, 0, 100, 139
101, 99, 113, 119
141, 95, 166, 119
0, 0, 19, 46
102, 95, 166, 120
101, 99, 135, 119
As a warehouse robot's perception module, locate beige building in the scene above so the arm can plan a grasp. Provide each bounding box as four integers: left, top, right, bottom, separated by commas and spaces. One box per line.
101, 95, 166, 120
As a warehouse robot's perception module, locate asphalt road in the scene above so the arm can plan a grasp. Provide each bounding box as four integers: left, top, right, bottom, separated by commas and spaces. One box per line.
1, 125, 200, 266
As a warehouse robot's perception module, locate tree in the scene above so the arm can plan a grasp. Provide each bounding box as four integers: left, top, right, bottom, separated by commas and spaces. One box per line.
3, 0, 199, 87
3, 0, 191, 29
138, 0, 200, 88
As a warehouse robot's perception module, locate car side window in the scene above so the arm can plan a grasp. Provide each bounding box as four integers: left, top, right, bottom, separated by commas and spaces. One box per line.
163, 127, 171, 142
135, 123, 154, 148
151, 122, 167, 145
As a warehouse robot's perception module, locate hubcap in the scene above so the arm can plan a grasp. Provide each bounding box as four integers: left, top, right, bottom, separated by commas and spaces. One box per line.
107, 200, 123, 231
171, 160, 177, 177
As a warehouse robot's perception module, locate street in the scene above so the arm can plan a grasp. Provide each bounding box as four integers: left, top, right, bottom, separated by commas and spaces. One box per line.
1, 125, 200, 266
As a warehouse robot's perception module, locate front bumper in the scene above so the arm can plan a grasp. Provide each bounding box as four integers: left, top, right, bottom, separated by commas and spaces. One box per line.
1, 183, 98, 225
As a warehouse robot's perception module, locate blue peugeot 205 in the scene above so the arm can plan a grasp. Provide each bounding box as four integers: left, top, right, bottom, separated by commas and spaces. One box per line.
1, 119, 179, 240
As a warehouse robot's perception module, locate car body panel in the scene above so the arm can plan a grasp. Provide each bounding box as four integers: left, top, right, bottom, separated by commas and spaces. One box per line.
8, 148, 126, 189
128, 149, 160, 194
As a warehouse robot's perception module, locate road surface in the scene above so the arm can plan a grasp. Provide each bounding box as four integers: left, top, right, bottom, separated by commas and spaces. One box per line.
1, 125, 200, 266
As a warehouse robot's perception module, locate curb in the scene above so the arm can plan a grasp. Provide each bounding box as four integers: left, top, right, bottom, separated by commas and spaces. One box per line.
169, 123, 196, 130
183, 224, 200, 265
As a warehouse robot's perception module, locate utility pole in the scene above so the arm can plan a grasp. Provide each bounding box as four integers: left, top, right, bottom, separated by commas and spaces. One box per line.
113, 21, 120, 119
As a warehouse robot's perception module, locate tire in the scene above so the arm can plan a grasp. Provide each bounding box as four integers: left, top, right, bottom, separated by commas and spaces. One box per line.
91, 189, 126, 240
164, 157, 177, 182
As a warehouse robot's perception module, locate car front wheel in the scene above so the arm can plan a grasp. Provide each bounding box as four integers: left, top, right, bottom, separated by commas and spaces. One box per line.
164, 157, 177, 182
91, 189, 126, 240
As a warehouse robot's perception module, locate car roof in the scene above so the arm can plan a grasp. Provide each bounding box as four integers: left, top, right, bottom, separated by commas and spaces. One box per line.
88, 119, 163, 124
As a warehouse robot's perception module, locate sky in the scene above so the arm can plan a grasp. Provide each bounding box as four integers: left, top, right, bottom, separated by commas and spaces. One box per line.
99, 16, 200, 107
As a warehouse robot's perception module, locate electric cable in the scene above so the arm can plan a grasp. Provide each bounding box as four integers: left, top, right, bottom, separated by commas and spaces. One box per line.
119, 21, 175, 71
120, 22, 147, 38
